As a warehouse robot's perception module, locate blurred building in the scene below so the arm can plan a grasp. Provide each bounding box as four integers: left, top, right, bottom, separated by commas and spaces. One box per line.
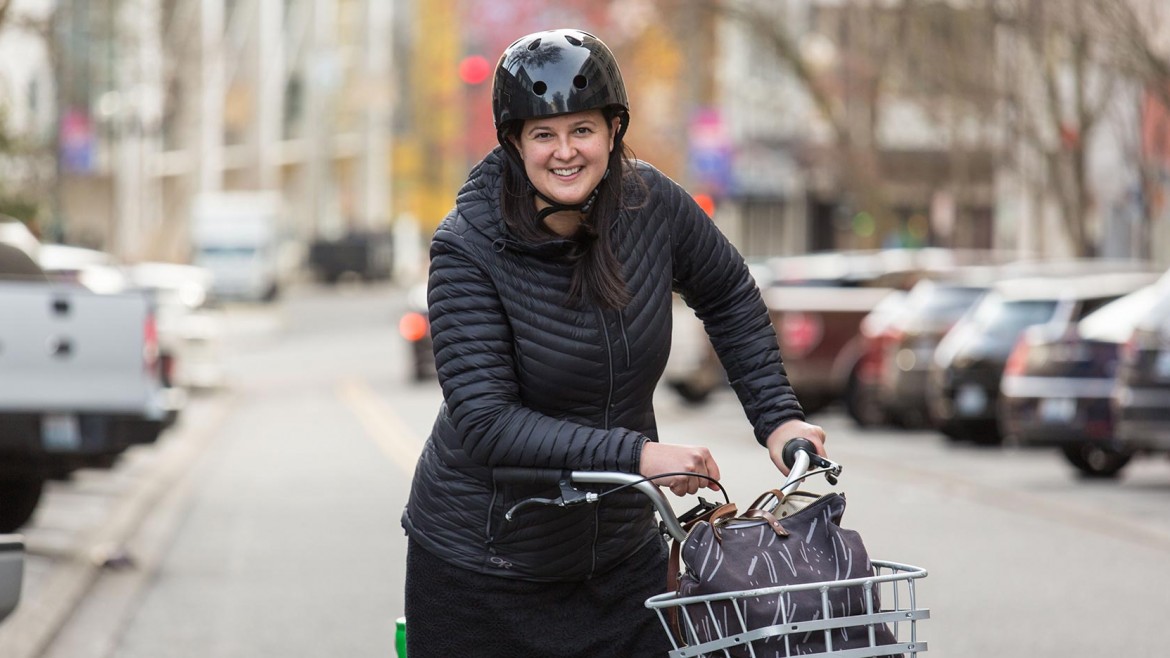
3, 0, 1166, 266
0, 0, 57, 227
713, 0, 997, 259
392, 0, 715, 236
43, 0, 394, 262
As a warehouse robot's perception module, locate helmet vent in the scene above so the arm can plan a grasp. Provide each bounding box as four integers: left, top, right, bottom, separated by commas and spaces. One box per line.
527, 38, 542, 51
573, 75, 588, 89
564, 34, 582, 46
533, 81, 547, 95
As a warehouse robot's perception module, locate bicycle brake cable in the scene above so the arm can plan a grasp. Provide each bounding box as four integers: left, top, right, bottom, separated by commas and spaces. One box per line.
504, 472, 731, 522
591, 472, 732, 505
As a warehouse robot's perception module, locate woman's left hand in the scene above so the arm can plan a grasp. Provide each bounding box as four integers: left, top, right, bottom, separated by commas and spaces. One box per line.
764, 419, 828, 475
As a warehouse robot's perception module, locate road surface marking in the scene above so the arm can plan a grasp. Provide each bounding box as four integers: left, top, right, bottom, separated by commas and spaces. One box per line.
337, 377, 424, 474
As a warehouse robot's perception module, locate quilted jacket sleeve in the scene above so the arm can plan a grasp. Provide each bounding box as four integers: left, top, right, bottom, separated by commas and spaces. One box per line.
428, 223, 650, 472
661, 173, 805, 444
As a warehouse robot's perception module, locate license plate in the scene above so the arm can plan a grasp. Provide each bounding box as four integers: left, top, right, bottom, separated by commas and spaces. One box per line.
42, 414, 81, 451
955, 384, 987, 416
1039, 397, 1076, 424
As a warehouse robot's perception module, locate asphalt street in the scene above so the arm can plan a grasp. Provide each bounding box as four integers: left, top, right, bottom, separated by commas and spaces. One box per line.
1, 279, 1168, 657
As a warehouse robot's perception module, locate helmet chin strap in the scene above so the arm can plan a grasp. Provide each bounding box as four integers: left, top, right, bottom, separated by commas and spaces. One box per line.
532, 168, 609, 225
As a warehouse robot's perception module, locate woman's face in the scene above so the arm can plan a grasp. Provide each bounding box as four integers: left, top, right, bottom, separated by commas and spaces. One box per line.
510, 110, 619, 209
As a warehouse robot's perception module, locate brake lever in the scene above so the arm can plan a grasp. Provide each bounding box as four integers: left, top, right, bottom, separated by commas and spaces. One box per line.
808, 454, 843, 485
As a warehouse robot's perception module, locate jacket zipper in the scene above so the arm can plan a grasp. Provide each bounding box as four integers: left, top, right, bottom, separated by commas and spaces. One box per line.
594, 308, 616, 578
597, 308, 614, 430
618, 310, 630, 368
484, 482, 499, 554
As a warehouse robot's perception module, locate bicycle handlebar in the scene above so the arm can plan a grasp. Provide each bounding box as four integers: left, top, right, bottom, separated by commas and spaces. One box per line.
493, 438, 839, 543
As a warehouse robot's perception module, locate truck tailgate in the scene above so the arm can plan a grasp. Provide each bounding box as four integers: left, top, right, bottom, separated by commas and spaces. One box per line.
0, 282, 160, 415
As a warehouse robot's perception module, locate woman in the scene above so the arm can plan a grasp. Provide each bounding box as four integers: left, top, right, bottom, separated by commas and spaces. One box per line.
401, 28, 827, 657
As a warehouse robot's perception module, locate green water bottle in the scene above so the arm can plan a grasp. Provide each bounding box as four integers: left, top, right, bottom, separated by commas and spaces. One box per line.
395, 616, 407, 657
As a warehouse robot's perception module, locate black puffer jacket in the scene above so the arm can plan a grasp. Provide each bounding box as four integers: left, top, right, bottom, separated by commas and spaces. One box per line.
402, 148, 803, 581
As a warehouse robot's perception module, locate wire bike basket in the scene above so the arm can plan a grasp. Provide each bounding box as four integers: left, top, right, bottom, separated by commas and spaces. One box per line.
646, 559, 929, 658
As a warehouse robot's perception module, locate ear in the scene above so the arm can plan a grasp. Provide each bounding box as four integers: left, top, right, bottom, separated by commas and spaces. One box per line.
608, 116, 621, 152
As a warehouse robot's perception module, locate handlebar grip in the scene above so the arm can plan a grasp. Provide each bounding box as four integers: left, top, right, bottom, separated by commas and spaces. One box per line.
781, 437, 818, 469
492, 467, 567, 486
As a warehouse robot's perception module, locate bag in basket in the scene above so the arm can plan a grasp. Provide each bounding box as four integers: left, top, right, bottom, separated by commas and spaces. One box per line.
675, 490, 901, 657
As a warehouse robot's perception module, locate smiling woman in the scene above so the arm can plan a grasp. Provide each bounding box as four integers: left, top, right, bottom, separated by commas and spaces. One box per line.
400, 28, 825, 658
509, 111, 617, 227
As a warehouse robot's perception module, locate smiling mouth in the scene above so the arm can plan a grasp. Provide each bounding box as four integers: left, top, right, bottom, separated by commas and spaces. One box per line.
552, 167, 582, 177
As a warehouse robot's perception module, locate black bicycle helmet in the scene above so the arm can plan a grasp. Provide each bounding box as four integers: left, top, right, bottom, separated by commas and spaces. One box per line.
492, 29, 630, 151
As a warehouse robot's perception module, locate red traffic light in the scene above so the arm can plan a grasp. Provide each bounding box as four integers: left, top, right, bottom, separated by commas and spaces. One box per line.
459, 55, 491, 85
693, 193, 716, 217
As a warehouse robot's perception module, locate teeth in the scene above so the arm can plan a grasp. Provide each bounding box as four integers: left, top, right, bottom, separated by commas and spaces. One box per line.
553, 167, 581, 176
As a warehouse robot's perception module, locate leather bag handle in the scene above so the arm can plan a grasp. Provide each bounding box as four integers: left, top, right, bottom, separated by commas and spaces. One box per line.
667, 502, 736, 644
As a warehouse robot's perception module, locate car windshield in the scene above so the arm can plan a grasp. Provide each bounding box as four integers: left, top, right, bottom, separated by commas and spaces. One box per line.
903, 283, 986, 330
969, 294, 1058, 338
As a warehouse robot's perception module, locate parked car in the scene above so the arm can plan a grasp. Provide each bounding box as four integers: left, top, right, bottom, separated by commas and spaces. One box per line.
1113, 274, 1170, 459
843, 289, 907, 426
36, 243, 130, 294
665, 249, 1016, 412
876, 277, 991, 427
927, 270, 1160, 444
1000, 283, 1161, 477
0, 534, 21, 623
0, 243, 173, 531
127, 262, 225, 392
308, 229, 394, 284
399, 283, 434, 382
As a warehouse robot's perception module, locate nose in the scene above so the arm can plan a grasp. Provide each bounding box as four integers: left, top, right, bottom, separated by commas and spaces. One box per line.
553, 135, 575, 161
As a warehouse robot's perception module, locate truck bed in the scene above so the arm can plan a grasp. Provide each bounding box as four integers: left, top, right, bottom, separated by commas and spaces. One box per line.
0, 281, 165, 419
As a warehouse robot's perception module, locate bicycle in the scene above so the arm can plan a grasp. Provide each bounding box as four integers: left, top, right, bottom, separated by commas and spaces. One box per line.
397, 438, 930, 657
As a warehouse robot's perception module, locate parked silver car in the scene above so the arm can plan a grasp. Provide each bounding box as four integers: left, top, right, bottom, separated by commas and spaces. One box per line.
1114, 272, 1170, 457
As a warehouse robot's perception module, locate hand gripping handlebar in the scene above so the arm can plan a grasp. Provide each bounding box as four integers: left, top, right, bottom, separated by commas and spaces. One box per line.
492, 438, 840, 543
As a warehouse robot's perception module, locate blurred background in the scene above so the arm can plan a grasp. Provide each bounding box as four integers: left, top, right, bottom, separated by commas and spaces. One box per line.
3, 1, 1170, 657
0, 0, 1168, 264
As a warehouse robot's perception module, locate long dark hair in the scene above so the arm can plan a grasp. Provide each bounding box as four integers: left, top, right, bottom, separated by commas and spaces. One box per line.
500, 107, 642, 310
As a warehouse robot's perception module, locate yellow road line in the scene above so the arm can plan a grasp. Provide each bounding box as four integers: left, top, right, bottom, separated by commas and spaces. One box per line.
337, 378, 424, 474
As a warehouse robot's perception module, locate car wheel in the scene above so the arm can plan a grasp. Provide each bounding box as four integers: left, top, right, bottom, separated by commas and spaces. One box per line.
669, 381, 711, 406
968, 420, 1003, 446
0, 477, 45, 533
1061, 444, 1132, 479
844, 369, 885, 427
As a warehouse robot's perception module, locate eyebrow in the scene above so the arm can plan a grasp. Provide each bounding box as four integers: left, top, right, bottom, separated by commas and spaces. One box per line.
526, 118, 599, 136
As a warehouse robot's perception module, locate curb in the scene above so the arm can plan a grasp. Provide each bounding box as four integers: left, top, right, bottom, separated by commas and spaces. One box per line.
0, 393, 237, 658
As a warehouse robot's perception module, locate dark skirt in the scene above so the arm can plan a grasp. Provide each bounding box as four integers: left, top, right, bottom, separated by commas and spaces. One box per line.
404, 537, 674, 657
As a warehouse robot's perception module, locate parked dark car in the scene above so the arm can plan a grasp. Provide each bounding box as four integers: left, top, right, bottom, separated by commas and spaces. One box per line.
399, 283, 434, 382
1114, 274, 1170, 458
876, 277, 990, 427
309, 230, 394, 284
927, 271, 1160, 444
1000, 283, 1161, 477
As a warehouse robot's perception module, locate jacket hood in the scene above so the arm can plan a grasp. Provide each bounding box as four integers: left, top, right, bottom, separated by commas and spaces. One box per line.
455, 147, 584, 260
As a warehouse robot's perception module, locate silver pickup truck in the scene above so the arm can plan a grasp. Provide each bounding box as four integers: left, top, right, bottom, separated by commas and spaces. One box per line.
1, 243, 173, 532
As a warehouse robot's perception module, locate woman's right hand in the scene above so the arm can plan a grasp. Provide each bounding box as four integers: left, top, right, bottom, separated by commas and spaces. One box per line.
639, 442, 721, 497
